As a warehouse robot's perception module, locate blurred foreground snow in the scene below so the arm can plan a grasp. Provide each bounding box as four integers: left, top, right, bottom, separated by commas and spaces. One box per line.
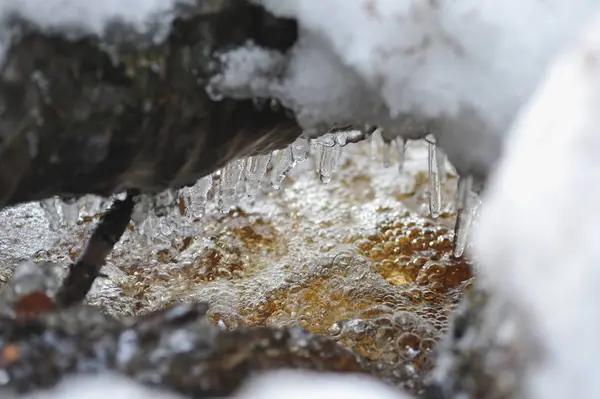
18, 371, 411, 399
475, 10, 600, 399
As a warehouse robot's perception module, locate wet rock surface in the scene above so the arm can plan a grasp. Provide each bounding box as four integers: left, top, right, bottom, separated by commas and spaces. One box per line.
424, 287, 538, 399
0, 302, 369, 397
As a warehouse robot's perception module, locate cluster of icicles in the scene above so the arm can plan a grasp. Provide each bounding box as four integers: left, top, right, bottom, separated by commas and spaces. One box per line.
37, 130, 479, 257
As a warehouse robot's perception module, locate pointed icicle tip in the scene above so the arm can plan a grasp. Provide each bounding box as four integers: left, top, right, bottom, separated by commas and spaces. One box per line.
427, 134, 441, 219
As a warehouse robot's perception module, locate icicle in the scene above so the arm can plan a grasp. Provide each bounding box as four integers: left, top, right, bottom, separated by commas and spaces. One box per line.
336, 130, 366, 147
140, 214, 160, 239
40, 197, 61, 230
382, 139, 393, 168
370, 129, 384, 161
219, 159, 245, 211
436, 147, 447, 183
80, 195, 104, 217
335, 131, 348, 147
156, 190, 183, 236
317, 137, 342, 184
271, 147, 295, 190
452, 176, 478, 257
60, 197, 80, 225
291, 136, 309, 163
427, 135, 441, 218
245, 154, 271, 197
131, 194, 152, 232
394, 136, 406, 172
193, 175, 213, 216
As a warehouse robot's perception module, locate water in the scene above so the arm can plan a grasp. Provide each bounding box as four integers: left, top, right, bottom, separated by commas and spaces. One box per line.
8, 139, 470, 395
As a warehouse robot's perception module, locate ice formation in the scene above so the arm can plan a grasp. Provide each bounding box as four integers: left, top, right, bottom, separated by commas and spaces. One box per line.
37, 130, 381, 228
452, 176, 478, 257
474, 11, 600, 399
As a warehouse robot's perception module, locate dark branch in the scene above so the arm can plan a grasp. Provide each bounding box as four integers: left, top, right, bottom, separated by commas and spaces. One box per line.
55, 191, 136, 307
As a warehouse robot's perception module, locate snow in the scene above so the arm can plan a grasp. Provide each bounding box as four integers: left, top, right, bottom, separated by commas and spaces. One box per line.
3, 0, 180, 36
14, 373, 185, 399
474, 10, 600, 399
13, 371, 413, 399
0, 0, 597, 176
0, 0, 193, 67
215, 0, 600, 178
233, 370, 413, 399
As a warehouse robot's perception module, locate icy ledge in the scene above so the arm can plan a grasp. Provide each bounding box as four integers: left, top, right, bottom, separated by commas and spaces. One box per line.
474, 10, 600, 399
215, 0, 600, 179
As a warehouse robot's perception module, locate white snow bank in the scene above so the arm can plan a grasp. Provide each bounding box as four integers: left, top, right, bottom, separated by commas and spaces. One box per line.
233, 370, 412, 399
474, 10, 600, 399
216, 0, 600, 177
14, 373, 185, 399
12, 370, 412, 399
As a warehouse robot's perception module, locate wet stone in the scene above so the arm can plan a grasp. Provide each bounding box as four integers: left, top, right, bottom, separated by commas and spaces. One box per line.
0, 303, 372, 397
425, 287, 539, 399
0, 0, 301, 208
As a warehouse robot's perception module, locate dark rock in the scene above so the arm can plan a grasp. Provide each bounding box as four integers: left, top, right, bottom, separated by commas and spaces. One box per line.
0, 303, 369, 396
0, 0, 302, 208
425, 287, 540, 399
